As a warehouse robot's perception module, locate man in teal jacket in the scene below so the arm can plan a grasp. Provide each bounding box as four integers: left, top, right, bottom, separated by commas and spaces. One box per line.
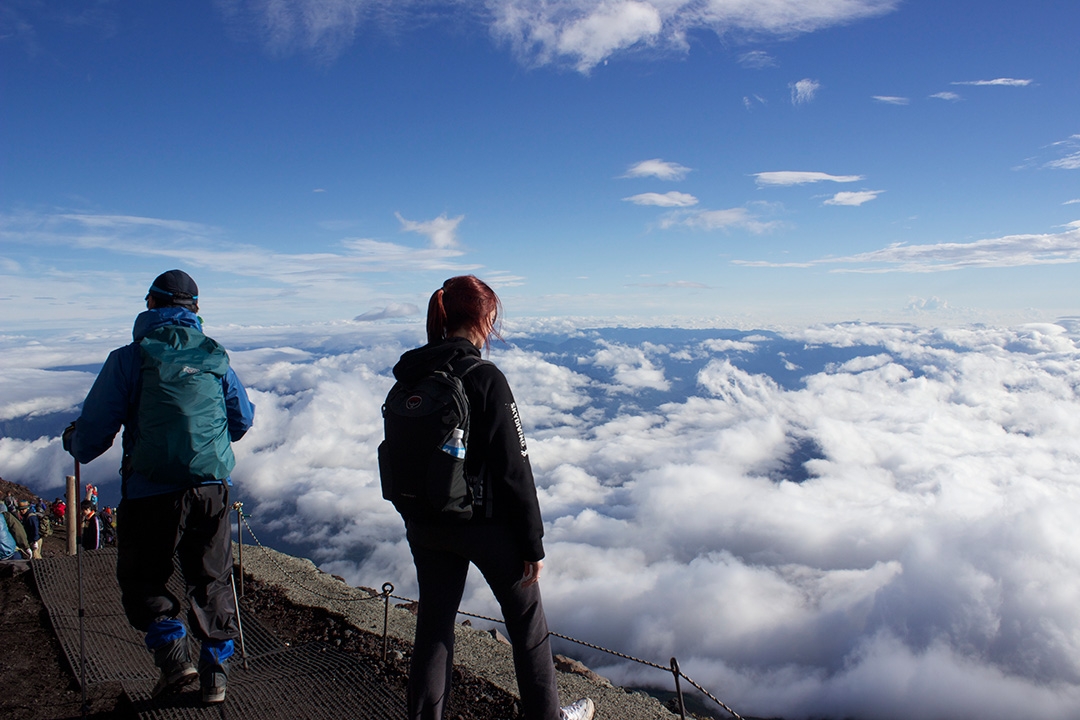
64, 270, 255, 705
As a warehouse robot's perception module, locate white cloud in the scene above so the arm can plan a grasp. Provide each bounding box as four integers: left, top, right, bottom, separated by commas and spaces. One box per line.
481, 270, 528, 288
743, 94, 767, 110
834, 227, 1080, 272
553, 1, 663, 73
622, 158, 691, 181
790, 77, 821, 104
755, 171, 864, 186
395, 212, 464, 249
736, 225, 1080, 272
952, 78, 1033, 87
581, 340, 670, 392
930, 91, 962, 101
1064, 199, 1080, 205
906, 296, 948, 313
738, 50, 776, 68
1032, 135, 1080, 171
5, 320, 1080, 719
1045, 153, 1080, 171
701, 337, 761, 353
824, 189, 883, 206
872, 95, 908, 105
626, 279, 708, 289
353, 303, 420, 321
215, 0, 381, 62
1047, 154, 1080, 170
495, 347, 595, 430
3, 212, 470, 278
660, 207, 780, 234
491, 0, 897, 71
622, 191, 698, 207
217, 0, 899, 71
0, 210, 480, 329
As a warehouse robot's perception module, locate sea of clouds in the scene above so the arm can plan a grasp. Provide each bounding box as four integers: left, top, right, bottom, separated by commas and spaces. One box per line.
3, 318, 1080, 720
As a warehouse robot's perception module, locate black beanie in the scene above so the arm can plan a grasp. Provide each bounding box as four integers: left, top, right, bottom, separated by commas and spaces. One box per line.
148, 269, 199, 307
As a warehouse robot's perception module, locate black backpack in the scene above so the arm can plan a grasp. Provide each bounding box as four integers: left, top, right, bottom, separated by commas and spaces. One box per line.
378, 357, 486, 521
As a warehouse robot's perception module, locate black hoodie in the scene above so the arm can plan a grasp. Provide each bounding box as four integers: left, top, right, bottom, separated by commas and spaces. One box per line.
392, 337, 545, 561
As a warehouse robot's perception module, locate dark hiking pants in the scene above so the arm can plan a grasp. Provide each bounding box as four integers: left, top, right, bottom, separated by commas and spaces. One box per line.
406, 522, 561, 720
116, 484, 238, 644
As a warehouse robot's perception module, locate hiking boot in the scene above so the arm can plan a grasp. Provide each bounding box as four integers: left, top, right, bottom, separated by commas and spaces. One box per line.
150, 637, 197, 698
199, 641, 232, 705
560, 698, 595, 720
201, 669, 227, 704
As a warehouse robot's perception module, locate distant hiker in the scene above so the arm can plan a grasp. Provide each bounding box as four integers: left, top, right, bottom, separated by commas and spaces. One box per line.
35, 502, 53, 540
16, 500, 42, 559
100, 506, 116, 546
0, 509, 23, 562
63, 269, 255, 706
52, 498, 66, 527
385, 275, 595, 720
85, 483, 98, 507
80, 500, 101, 551
1, 501, 32, 560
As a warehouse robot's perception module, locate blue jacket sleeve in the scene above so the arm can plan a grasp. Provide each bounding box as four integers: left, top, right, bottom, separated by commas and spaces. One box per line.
222, 368, 255, 442
72, 345, 139, 464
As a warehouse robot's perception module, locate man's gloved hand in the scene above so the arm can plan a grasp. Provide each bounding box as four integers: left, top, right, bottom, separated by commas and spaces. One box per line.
62, 421, 77, 454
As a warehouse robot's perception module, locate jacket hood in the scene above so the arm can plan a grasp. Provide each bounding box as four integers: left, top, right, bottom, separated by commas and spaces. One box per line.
132, 307, 201, 342
393, 337, 480, 383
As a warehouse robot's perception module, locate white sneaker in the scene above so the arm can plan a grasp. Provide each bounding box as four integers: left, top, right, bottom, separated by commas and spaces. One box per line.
560, 698, 595, 720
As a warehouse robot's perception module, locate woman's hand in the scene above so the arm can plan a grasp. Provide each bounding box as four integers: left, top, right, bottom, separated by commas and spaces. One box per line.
522, 560, 544, 588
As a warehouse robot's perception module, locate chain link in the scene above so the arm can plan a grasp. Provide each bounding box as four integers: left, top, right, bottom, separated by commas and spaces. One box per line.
239, 514, 382, 605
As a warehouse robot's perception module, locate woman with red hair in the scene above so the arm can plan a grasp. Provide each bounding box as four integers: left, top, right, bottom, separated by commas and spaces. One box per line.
392, 276, 594, 720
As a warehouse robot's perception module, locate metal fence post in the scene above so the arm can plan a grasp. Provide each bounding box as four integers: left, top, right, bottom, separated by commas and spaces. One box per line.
65, 474, 77, 556
670, 657, 686, 720
382, 582, 394, 663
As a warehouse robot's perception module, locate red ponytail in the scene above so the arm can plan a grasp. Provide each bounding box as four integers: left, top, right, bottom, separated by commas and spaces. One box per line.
426, 288, 448, 344
426, 275, 502, 348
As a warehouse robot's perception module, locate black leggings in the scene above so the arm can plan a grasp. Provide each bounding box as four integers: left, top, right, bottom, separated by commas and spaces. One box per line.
406, 522, 561, 720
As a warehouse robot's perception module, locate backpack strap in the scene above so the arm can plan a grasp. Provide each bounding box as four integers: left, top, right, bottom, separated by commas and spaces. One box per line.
443, 354, 494, 518
444, 355, 489, 381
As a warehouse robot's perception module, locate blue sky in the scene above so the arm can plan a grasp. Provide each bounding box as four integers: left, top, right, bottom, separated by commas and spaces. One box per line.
2, 0, 1079, 330
4, 6, 1080, 715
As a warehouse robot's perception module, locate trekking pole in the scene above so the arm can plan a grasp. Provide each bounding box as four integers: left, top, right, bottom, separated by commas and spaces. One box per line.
75, 460, 88, 718
230, 572, 249, 670
233, 501, 244, 597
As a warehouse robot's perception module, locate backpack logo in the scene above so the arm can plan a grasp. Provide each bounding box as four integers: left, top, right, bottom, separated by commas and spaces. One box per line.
405, 394, 423, 410
181, 366, 199, 375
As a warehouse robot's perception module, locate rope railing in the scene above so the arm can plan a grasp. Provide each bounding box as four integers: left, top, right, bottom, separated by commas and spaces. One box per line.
234, 507, 743, 720
236, 510, 384, 605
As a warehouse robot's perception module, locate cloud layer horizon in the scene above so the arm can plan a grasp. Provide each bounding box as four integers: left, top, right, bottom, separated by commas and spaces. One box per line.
3, 318, 1079, 719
